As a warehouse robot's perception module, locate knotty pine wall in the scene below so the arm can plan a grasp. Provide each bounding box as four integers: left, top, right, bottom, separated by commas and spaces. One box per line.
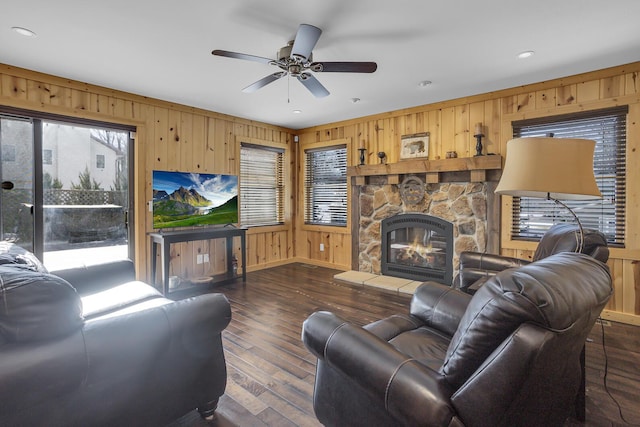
296, 62, 640, 325
2, 61, 639, 325
0, 63, 296, 282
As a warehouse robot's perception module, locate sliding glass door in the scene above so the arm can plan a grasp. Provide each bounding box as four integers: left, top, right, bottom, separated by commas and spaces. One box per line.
0, 110, 134, 270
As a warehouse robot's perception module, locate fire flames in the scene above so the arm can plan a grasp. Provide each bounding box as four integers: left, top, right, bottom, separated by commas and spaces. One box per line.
394, 236, 439, 266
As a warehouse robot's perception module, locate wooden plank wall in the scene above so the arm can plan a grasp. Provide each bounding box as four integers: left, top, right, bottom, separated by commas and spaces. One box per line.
295, 62, 640, 325
2, 61, 639, 324
0, 63, 295, 282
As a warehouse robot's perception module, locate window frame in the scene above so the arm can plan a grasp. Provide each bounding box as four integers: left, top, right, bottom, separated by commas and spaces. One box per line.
508, 106, 627, 248
96, 153, 105, 169
238, 138, 287, 229
43, 148, 53, 165
303, 141, 349, 228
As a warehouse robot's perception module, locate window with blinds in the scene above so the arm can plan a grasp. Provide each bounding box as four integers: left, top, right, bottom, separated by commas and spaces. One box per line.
304, 145, 347, 226
511, 106, 627, 246
239, 143, 284, 227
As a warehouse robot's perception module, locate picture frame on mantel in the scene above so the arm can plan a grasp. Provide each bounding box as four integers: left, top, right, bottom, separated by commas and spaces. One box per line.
400, 132, 429, 160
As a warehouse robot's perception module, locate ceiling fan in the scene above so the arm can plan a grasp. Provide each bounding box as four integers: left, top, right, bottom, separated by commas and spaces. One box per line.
212, 24, 377, 98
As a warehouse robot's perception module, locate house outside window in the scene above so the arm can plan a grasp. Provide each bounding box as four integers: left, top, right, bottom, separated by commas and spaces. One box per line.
239, 143, 284, 227
304, 145, 347, 226
96, 154, 105, 169
510, 106, 627, 247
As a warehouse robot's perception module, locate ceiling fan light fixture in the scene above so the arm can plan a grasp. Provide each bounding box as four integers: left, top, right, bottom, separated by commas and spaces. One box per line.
292, 109, 302, 114
213, 23, 376, 99
12, 26, 37, 37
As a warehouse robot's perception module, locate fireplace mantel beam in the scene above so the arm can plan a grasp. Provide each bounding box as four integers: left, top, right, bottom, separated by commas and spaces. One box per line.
348, 155, 502, 184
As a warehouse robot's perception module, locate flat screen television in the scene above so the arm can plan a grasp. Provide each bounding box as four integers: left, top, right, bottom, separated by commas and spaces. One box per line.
152, 170, 238, 229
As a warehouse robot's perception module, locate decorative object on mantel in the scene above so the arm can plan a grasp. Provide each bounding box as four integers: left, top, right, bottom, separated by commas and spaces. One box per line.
358, 140, 367, 165
400, 132, 429, 160
446, 151, 458, 159
377, 151, 387, 164
495, 137, 601, 252
474, 122, 485, 156
399, 175, 426, 205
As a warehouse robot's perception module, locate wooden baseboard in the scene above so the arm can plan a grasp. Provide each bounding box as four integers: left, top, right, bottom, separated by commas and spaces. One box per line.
244, 259, 296, 273
243, 257, 348, 273
600, 310, 640, 326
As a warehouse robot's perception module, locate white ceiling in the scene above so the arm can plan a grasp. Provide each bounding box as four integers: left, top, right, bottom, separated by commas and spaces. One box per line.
2, 0, 640, 130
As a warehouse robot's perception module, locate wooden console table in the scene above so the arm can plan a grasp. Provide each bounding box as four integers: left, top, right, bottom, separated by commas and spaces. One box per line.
149, 227, 246, 295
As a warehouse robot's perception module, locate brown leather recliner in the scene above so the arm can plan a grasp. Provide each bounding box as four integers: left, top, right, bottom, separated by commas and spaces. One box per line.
454, 223, 610, 294
0, 245, 231, 426
302, 252, 613, 427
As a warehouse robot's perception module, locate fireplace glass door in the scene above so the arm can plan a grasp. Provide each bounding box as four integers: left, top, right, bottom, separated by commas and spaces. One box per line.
381, 214, 453, 284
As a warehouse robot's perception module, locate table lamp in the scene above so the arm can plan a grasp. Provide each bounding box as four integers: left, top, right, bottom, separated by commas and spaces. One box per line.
495, 137, 601, 252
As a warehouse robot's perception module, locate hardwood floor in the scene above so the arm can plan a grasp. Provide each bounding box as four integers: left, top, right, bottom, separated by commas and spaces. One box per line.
169, 263, 640, 427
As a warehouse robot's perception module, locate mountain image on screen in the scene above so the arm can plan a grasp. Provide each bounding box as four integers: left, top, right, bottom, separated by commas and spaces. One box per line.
152, 171, 238, 228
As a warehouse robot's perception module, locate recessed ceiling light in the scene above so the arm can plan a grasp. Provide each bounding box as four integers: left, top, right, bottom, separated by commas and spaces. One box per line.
418, 80, 432, 88
351, 98, 361, 104
517, 51, 535, 59
11, 26, 37, 37
292, 109, 302, 114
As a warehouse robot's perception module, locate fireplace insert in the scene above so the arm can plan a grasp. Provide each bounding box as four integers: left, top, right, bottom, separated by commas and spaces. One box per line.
381, 213, 453, 284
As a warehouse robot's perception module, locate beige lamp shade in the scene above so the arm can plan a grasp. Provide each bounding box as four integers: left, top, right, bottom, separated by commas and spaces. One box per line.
495, 137, 601, 200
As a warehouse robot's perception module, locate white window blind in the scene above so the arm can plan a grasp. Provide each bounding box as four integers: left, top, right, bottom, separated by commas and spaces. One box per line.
304, 145, 347, 226
240, 143, 284, 227
511, 106, 627, 246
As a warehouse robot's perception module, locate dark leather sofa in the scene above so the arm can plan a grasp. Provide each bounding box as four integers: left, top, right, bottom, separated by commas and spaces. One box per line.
0, 244, 231, 426
303, 252, 613, 427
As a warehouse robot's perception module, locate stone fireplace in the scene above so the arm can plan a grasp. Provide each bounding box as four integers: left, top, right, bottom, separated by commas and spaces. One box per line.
358, 178, 490, 279
381, 213, 453, 284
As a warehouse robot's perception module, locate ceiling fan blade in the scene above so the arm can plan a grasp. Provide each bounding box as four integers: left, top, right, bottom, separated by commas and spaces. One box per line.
297, 73, 329, 98
310, 61, 378, 73
242, 72, 286, 93
212, 49, 273, 65
291, 24, 322, 62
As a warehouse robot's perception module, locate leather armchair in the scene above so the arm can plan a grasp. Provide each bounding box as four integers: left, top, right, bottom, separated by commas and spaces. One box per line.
303, 252, 613, 427
454, 223, 609, 294
1, 246, 231, 426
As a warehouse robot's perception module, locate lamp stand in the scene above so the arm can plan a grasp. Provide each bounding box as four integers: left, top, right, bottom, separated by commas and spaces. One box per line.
548, 194, 584, 253
548, 193, 587, 422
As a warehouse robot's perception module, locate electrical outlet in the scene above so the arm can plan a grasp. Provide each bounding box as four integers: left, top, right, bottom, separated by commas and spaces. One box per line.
320, 243, 325, 252
203, 253, 209, 263
196, 254, 203, 264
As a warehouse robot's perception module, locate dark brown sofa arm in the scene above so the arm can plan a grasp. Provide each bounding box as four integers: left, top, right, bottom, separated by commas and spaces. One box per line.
454, 252, 530, 293
302, 311, 458, 427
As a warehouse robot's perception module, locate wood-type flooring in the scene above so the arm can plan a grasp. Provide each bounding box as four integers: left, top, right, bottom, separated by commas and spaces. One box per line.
168, 263, 640, 427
